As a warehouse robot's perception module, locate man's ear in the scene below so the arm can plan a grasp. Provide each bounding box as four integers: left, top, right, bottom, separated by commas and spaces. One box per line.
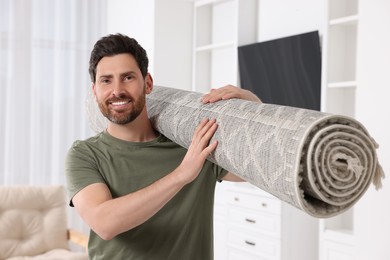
145, 73, 153, 94
92, 83, 97, 99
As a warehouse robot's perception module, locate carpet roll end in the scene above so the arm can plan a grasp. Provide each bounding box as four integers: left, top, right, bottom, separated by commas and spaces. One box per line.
373, 163, 385, 190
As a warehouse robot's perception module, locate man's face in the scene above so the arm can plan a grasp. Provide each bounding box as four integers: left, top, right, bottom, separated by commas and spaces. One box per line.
93, 53, 149, 125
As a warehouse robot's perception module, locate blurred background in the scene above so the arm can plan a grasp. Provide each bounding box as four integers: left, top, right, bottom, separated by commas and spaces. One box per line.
1, 0, 389, 259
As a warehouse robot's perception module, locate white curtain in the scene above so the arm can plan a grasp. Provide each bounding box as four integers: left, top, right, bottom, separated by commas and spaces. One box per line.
0, 0, 106, 231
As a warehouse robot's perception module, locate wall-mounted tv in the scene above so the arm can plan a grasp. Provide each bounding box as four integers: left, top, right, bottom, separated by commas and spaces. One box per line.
238, 31, 321, 110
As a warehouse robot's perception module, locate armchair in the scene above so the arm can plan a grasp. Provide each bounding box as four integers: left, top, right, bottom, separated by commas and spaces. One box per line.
0, 185, 88, 260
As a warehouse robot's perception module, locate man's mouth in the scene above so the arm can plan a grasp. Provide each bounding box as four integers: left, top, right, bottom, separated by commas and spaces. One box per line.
110, 100, 131, 106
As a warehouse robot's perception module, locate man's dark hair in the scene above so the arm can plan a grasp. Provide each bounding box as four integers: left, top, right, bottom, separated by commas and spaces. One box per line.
88, 33, 149, 83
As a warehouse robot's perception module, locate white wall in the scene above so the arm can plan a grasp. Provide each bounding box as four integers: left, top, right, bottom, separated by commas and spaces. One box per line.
153, 1, 193, 90
107, 0, 193, 89
107, 0, 155, 75
354, 0, 390, 259
257, 0, 324, 42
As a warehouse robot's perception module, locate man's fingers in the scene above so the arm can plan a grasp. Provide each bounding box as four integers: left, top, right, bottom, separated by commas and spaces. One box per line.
203, 140, 218, 157
191, 118, 218, 157
194, 118, 216, 139
201, 85, 261, 103
202, 85, 236, 103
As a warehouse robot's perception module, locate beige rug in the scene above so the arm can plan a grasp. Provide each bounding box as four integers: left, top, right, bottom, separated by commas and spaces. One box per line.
87, 86, 384, 218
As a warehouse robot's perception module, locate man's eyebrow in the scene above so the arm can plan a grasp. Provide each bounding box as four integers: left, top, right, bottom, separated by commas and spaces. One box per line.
98, 71, 136, 79
120, 71, 135, 77
98, 74, 113, 79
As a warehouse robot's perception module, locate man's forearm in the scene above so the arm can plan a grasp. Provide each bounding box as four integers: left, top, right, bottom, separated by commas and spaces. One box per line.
74, 168, 187, 240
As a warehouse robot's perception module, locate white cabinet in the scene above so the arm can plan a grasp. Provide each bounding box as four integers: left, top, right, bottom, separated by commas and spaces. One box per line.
321, 0, 359, 118
226, 184, 282, 259
214, 182, 230, 260
322, 238, 355, 260
192, 0, 257, 92
223, 182, 318, 260
320, 0, 359, 259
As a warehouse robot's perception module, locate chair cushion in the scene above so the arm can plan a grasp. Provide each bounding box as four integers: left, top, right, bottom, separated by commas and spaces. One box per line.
0, 186, 70, 259
6, 249, 88, 260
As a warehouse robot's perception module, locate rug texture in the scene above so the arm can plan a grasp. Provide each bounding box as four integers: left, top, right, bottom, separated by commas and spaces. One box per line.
86, 86, 384, 218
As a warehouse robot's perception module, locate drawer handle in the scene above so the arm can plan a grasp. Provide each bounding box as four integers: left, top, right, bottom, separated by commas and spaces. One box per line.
245, 240, 256, 246
261, 202, 267, 208
234, 197, 240, 202
245, 218, 256, 224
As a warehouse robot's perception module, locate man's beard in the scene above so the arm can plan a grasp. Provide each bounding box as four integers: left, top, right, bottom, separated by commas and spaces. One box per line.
97, 89, 146, 125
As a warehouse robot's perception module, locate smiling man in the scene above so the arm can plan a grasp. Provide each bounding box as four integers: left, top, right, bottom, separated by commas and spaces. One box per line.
65, 33, 260, 260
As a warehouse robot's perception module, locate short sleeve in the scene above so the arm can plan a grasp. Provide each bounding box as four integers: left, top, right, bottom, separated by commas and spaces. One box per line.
65, 140, 106, 206
213, 162, 228, 182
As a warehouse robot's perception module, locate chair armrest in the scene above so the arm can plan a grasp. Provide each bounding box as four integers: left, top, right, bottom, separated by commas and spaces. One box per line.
68, 229, 89, 249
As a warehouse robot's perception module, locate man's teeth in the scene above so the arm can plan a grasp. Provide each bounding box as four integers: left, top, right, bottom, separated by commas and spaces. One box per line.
112, 101, 129, 105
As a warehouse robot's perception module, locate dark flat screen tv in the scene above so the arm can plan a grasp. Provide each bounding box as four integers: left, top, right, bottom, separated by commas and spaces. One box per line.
238, 31, 321, 110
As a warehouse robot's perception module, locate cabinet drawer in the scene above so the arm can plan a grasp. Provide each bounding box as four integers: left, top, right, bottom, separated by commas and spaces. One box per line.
228, 207, 281, 238
227, 229, 280, 259
228, 247, 277, 260
322, 239, 355, 260
227, 191, 281, 214
214, 202, 227, 216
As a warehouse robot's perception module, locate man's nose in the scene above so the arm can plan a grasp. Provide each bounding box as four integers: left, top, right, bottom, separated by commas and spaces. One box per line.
112, 81, 126, 97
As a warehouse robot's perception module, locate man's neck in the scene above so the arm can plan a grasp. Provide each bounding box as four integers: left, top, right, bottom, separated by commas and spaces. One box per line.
106, 116, 158, 143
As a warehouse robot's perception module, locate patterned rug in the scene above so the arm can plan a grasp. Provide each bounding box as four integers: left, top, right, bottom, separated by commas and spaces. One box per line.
87, 86, 384, 218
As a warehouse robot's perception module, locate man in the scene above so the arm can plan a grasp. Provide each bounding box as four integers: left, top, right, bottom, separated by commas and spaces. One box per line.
66, 33, 260, 259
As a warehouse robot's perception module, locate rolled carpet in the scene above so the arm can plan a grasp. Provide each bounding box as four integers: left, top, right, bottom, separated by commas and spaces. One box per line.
86, 85, 384, 218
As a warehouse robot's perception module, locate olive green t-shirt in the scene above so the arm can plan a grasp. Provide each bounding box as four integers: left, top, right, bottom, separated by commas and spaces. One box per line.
65, 131, 227, 260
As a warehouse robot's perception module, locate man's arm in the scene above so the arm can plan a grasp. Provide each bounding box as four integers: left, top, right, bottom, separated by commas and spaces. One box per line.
201, 84, 261, 103
222, 172, 245, 182
72, 118, 218, 240
202, 85, 261, 183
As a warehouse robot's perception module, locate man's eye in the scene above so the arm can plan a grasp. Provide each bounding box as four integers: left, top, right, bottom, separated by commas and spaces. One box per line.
100, 79, 110, 84
124, 75, 133, 81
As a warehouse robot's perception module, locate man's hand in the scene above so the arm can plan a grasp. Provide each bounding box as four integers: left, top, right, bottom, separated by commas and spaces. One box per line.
201, 85, 260, 183
176, 118, 218, 185
201, 84, 261, 104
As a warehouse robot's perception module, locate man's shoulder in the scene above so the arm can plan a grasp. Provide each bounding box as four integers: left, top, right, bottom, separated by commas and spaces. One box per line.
68, 133, 104, 156
157, 134, 186, 150
72, 132, 101, 145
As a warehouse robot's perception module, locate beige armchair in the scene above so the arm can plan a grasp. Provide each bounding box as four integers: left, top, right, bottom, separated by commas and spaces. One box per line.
0, 185, 88, 260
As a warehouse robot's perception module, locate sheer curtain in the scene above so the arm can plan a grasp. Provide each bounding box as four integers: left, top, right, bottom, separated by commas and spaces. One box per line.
0, 0, 106, 230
